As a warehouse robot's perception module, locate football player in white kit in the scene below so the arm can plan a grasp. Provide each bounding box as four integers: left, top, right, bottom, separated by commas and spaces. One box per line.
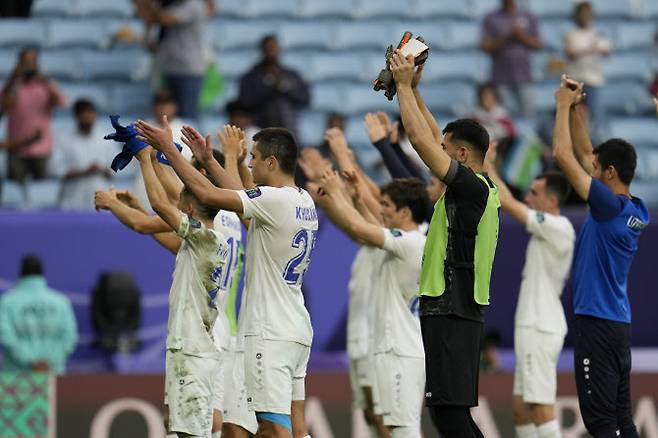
136, 117, 316, 438
484, 143, 575, 438
316, 172, 428, 438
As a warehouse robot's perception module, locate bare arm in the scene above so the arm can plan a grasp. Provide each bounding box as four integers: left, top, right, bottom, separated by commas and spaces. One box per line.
152, 232, 182, 254
96, 190, 172, 234
483, 143, 529, 225
411, 64, 442, 144
151, 152, 183, 203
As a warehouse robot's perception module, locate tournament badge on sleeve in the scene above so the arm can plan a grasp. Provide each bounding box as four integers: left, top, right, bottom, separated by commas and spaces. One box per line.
373, 32, 430, 101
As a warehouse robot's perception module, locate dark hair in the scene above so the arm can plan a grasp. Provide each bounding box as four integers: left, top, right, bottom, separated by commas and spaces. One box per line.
535, 170, 571, 206
20, 254, 43, 277
593, 138, 637, 185
191, 149, 225, 187
442, 118, 490, 158
18, 46, 38, 61
180, 187, 220, 220
225, 99, 249, 115
260, 34, 277, 49
380, 178, 429, 224
573, 1, 592, 21
253, 127, 298, 175
73, 98, 96, 115
477, 82, 499, 102
152, 90, 175, 106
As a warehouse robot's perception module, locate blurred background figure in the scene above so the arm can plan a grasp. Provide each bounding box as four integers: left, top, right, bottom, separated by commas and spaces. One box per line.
238, 35, 310, 134
0, 47, 65, 182
480, 0, 543, 117
0, 255, 78, 374
52, 99, 116, 210
468, 82, 517, 152
564, 1, 611, 144
225, 99, 259, 154
480, 330, 503, 374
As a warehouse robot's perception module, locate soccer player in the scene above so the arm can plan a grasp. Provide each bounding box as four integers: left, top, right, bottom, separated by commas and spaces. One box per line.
136, 117, 316, 438
132, 143, 229, 438
389, 52, 500, 438
553, 76, 649, 438
484, 144, 575, 438
316, 171, 427, 438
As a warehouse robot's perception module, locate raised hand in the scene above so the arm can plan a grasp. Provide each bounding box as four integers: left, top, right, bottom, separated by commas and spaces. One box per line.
390, 51, 415, 87
653, 93, 658, 119
94, 189, 117, 211
555, 75, 583, 109
299, 147, 332, 181
324, 127, 350, 155
135, 115, 175, 152
342, 169, 363, 202
364, 112, 387, 143
218, 125, 244, 160
319, 169, 344, 195
181, 124, 213, 164
113, 189, 142, 210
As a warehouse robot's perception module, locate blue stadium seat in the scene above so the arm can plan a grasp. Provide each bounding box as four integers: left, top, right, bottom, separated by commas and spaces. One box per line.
309, 52, 368, 81
529, 82, 559, 114
643, 0, 658, 18
80, 49, 151, 81
603, 53, 652, 82
331, 22, 393, 50
600, 82, 649, 116
216, 0, 248, 17
442, 21, 482, 51
0, 181, 26, 209
634, 146, 658, 186
110, 84, 152, 116
353, 0, 411, 19
421, 52, 488, 84
539, 20, 571, 51
209, 20, 278, 50
33, 0, 75, 16
197, 114, 228, 137
217, 50, 259, 79
311, 83, 345, 113
277, 22, 333, 50
343, 84, 391, 115
344, 114, 372, 149
41, 49, 82, 80
25, 179, 62, 209
59, 82, 111, 113
530, 51, 553, 83
47, 19, 110, 48
0, 19, 47, 48
298, 0, 354, 18
297, 111, 326, 146
414, 0, 471, 19
0, 50, 18, 79
614, 22, 656, 51
527, 0, 572, 18
75, 0, 135, 18
609, 117, 658, 145
470, 0, 500, 19
419, 82, 476, 115
391, 22, 446, 51
596, 0, 639, 19
242, 0, 300, 18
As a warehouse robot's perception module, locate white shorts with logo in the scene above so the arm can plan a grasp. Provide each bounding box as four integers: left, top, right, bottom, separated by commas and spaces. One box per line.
223, 339, 259, 434
374, 351, 425, 428
244, 335, 310, 415
513, 326, 565, 405
164, 350, 220, 437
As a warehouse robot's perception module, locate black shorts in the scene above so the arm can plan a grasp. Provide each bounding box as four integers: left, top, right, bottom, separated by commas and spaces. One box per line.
420, 314, 483, 407
574, 315, 638, 437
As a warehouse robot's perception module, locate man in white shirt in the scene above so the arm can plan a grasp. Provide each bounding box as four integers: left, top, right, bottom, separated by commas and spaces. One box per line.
53, 99, 117, 210
136, 118, 316, 438
317, 174, 428, 438
484, 144, 575, 438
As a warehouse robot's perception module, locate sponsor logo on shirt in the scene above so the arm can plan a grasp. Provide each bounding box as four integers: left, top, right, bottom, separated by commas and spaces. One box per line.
536, 212, 545, 223
189, 218, 202, 229
627, 216, 647, 231
245, 188, 262, 199
390, 228, 402, 237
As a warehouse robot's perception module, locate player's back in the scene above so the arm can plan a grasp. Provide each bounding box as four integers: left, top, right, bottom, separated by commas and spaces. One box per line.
238, 186, 318, 347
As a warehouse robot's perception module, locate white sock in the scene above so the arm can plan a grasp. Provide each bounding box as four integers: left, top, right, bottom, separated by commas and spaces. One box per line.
537, 420, 560, 438
516, 423, 538, 438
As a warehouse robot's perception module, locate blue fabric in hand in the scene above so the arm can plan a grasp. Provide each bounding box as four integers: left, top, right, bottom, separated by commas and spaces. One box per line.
104, 115, 149, 172
156, 142, 183, 166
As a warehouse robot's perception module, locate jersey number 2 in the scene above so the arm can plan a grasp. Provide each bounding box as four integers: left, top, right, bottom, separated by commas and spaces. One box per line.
283, 229, 317, 285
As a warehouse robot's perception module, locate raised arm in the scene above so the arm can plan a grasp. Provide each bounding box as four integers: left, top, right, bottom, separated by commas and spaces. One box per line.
483, 142, 528, 224
411, 65, 442, 145
365, 112, 415, 178
343, 169, 382, 226
151, 153, 183, 204
135, 116, 244, 213
95, 189, 173, 234
390, 52, 452, 179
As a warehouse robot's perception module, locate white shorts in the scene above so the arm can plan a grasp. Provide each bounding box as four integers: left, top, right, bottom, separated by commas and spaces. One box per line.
374, 352, 424, 428
164, 350, 219, 437
513, 326, 565, 405
244, 335, 310, 414
223, 347, 259, 434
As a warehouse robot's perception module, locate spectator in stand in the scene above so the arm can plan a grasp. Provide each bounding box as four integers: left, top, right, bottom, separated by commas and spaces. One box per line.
480, 0, 543, 117
0, 47, 65, 182
238, 35, 310, 134
0, 255, 78, 374
51, 99, 117, 211
469, 83, 516, 144
564, 1, 611, 144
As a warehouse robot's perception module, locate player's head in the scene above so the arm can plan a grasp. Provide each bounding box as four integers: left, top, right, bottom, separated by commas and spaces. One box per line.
379, 178, 429, 228
20, 254, 43, 277
73, 99, 97, 134
191, 149, 225, 186
152, 91, 178, 120
442, 119, 490, 166
524, 170, 571, 212
178, 186, 219, 221
225, 100, 252, 129
250, 128, 298, 184
591, 138, 637, 188
260, 35, 280, 64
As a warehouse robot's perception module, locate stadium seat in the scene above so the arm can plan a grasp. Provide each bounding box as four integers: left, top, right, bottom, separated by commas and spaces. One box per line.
539, 20, 571, 52
0, 50, 18, 79
277, 22, 333, 50
242, 0, 300, 18
47, 19, 110, 48
391, 22, 446, 51
413, 0, 471, 19
601, 82, 651, 116
442, 21, 482, 51
59, 83, 111, 113
311, 83, 345, 113
343, 83, 392, 115
643, 0, 658, 18
209, 20, 278, 50
470, 0, 500, 19
344, 114, 372, 149
109, 84, 153, 116
603, 53, 652, 82
421, 52, 488, 84
353, 0, 411, 19
0, 181, 26, 209
331, 22, 393, 50
80, 50, 150, 81
41, 49, 82, 80
309, 52, 369, 81
279, 52, 312, 79
297, 111, 327, 146
527, 0, 572, 18
634, 145, 658, 185
0, 19, 47, 48
614, 22, 657, 51
529, 82, 559, 114
419, 82, 476, 115
75, 0, 135, 18
217, 50, 259, 80
216, 0, 247, 17
530, 51, 553, 83
25, 179, 62, 209
32, 0, 75, 16
609, 117, 658, 146
298, 0, 354, 18
595, 0, 638, 19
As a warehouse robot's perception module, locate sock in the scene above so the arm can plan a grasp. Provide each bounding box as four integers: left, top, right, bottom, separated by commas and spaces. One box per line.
537, 420, 560, 438
515, 423, 538, 438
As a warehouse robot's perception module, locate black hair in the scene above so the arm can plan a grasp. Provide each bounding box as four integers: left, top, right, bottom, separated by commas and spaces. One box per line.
18, 46, 38, 60
476, 82, 499, 102
20, 254, 43, 277
535, 170, 571, 206
380, 178, 429, 224
180, 187, 220, 220
260, 34, 278, 49
225, 99, 249, 115
593, 138, 637, 185
152, 90, 176, 106
73, 98, 96, 115
253, 127, 298, 176
573, 1, 592, 21
442, 118, 490, 158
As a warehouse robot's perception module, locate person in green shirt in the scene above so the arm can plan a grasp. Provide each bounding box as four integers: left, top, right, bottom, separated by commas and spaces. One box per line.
0, 255, 78, 374
389, 52, 500, 438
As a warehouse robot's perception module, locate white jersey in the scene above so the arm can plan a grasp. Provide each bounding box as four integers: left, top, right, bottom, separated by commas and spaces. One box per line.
237, 186, 318, 346
515, 209, 575, 336
211, 210, 243, 351
347, 246, 383, 360
372, 228, 425, 358
167, 213, 229, 356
